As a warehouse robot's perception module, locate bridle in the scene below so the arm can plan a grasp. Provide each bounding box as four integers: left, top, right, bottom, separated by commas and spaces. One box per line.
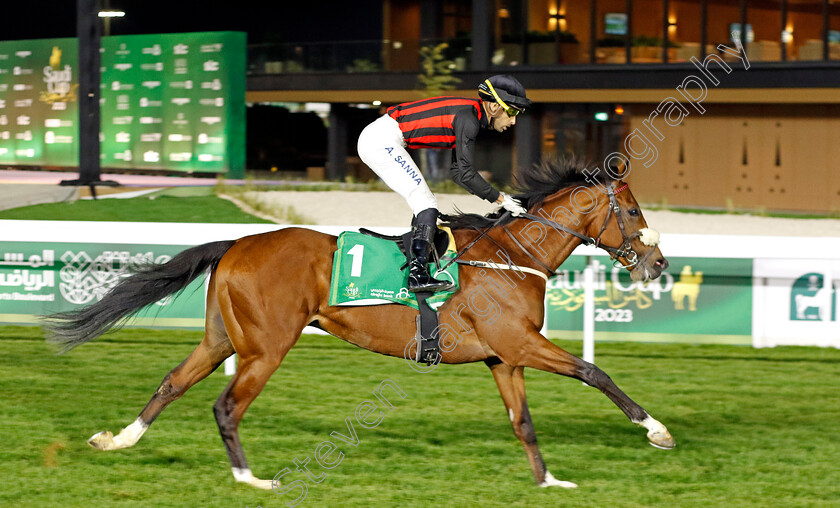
516, 181, 643, 273
440, 181, 644, 278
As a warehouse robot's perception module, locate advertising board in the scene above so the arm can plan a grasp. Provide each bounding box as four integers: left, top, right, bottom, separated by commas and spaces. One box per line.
0, 32, 245, 176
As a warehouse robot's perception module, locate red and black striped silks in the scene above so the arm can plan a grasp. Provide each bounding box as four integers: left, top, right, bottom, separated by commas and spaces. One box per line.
387, 96, 483, 149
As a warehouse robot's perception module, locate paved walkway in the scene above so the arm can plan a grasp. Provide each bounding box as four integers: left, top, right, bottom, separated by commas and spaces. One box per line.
3, 169, 840, 237
0, 184, 80, 211
0, 169, 283, 187
0, 169, 290, 211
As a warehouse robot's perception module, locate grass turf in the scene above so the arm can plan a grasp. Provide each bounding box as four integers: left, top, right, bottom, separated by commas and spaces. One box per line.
0, 194, 273, 223
1, 325, 838, 507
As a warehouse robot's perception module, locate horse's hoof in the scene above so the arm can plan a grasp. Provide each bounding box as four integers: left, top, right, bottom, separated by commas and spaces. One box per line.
540, 471, 578, 489
647, 428, 676, 450
87, 431, 115, 450
233, 468, 275, 490
249, 478, 274, 490
237, 477, 273, 490
639, 416, 675, 449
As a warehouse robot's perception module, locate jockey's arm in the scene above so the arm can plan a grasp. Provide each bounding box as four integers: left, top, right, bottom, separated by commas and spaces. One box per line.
449, 110, 502, 204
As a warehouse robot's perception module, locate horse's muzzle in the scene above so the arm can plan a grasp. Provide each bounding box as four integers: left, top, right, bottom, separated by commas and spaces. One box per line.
630, 256, 669, 282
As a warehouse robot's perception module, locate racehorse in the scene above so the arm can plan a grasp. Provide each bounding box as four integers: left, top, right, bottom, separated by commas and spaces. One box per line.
45, 158, 675, 490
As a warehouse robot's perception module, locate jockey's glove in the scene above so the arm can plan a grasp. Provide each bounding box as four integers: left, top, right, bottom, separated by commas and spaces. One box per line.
500, 193, 527, 216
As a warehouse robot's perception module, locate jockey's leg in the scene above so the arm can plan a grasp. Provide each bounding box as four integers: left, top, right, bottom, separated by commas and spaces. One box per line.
408, 207, 452, 293
356, 114, 451, 293
357, 114, 436, 215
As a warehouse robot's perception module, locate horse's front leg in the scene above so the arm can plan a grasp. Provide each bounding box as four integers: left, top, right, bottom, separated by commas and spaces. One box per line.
485, 359, 577, 488
497, 329, 675, 450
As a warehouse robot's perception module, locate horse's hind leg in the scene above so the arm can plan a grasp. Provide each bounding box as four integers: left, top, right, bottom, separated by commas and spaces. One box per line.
213, 351, 286, 489
87, 333, 233, 450
88, 278, 234, 451
486, 360, 577, 489
212, 291, 308, 489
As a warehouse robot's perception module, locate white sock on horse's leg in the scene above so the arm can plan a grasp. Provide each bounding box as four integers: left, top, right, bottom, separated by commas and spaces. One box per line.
113, 418, 148, 447
540, 471, 578, 488
232, 467, 273, 489
87, 417, 149, 450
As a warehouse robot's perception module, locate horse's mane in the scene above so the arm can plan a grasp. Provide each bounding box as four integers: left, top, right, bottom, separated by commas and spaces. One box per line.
440, 156, 612, 230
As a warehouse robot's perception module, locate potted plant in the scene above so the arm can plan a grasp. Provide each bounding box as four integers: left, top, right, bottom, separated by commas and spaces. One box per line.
597, 36, 626, 63
526, 30, 579, 65
632, 35, 681, 61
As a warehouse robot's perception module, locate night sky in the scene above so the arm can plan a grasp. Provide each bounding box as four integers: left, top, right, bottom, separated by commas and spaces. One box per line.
3, 1, 383, 44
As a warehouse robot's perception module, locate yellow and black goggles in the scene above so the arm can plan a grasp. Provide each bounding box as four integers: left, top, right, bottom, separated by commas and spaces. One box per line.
483, 79, 524, 117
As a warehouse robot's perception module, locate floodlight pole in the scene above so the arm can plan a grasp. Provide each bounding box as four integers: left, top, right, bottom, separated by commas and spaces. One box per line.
61, 0, 118, 198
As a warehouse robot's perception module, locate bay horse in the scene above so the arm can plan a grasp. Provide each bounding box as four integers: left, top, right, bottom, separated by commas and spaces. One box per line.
45, 159, 675, 490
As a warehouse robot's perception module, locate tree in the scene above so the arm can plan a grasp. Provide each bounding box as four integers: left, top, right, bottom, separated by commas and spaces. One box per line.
415, 43, 463, 181
417, 43, 461, 97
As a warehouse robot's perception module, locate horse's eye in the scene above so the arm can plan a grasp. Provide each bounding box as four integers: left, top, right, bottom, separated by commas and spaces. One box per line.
628, 208, 640, 217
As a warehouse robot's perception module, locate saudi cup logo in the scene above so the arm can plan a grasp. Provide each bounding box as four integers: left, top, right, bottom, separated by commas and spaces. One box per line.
41, 46, 77, 104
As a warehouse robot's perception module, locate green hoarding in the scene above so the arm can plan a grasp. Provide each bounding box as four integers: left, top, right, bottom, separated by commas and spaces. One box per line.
546, 256, 753, 344
0, 237, 754, 344
0, 31, 245, 177
0, 241, 205, 328
0, 38, 78, 166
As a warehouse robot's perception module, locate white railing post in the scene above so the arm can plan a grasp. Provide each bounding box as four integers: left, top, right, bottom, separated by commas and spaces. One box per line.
541, 285, 549, 337
224, 355, 237, 376
582, 258, 595, 365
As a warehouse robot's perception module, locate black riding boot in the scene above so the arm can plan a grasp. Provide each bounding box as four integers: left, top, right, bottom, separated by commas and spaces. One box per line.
408, 208, 453, 293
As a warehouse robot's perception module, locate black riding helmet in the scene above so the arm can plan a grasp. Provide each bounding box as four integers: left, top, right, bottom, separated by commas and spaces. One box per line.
478, 75, 531, 112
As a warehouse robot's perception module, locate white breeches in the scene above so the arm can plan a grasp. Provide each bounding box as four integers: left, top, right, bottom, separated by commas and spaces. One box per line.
357, 114, 438, 216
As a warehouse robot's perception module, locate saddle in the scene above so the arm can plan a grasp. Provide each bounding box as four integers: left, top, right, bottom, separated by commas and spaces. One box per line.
358, 227, 451, 269
359, 227, 450, 366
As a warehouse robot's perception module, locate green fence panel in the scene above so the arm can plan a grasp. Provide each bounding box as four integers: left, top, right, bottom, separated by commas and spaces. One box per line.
0, 241, 205, 328
546, 256, 753, 344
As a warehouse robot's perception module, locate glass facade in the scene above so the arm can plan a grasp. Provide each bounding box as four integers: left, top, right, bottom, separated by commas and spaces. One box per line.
247, 0, 840, 73
489, 0, 840, 67
540, 104, 626, 163
794, 0, 840, 61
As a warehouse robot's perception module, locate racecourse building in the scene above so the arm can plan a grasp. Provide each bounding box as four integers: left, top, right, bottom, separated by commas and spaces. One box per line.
247, 0, 840, 214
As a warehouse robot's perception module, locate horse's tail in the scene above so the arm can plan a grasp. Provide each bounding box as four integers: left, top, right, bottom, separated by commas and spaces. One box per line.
44, 240, 236, 353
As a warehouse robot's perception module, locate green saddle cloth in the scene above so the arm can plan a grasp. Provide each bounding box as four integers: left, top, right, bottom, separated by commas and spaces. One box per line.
329, 229, 459, 310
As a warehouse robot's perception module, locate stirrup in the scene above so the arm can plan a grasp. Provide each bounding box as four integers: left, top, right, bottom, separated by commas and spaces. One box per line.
414, 315, 440, 365
408, 263, 453, 293
409, 280, 452, 293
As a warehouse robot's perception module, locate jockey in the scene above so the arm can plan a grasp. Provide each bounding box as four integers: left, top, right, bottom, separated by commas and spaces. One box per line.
357, 74, 531, 293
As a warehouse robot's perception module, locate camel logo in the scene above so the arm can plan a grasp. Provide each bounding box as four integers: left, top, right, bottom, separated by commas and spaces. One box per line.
790, 273, 836, 321
41, 46, 77, 104
672, 265, 703, 311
